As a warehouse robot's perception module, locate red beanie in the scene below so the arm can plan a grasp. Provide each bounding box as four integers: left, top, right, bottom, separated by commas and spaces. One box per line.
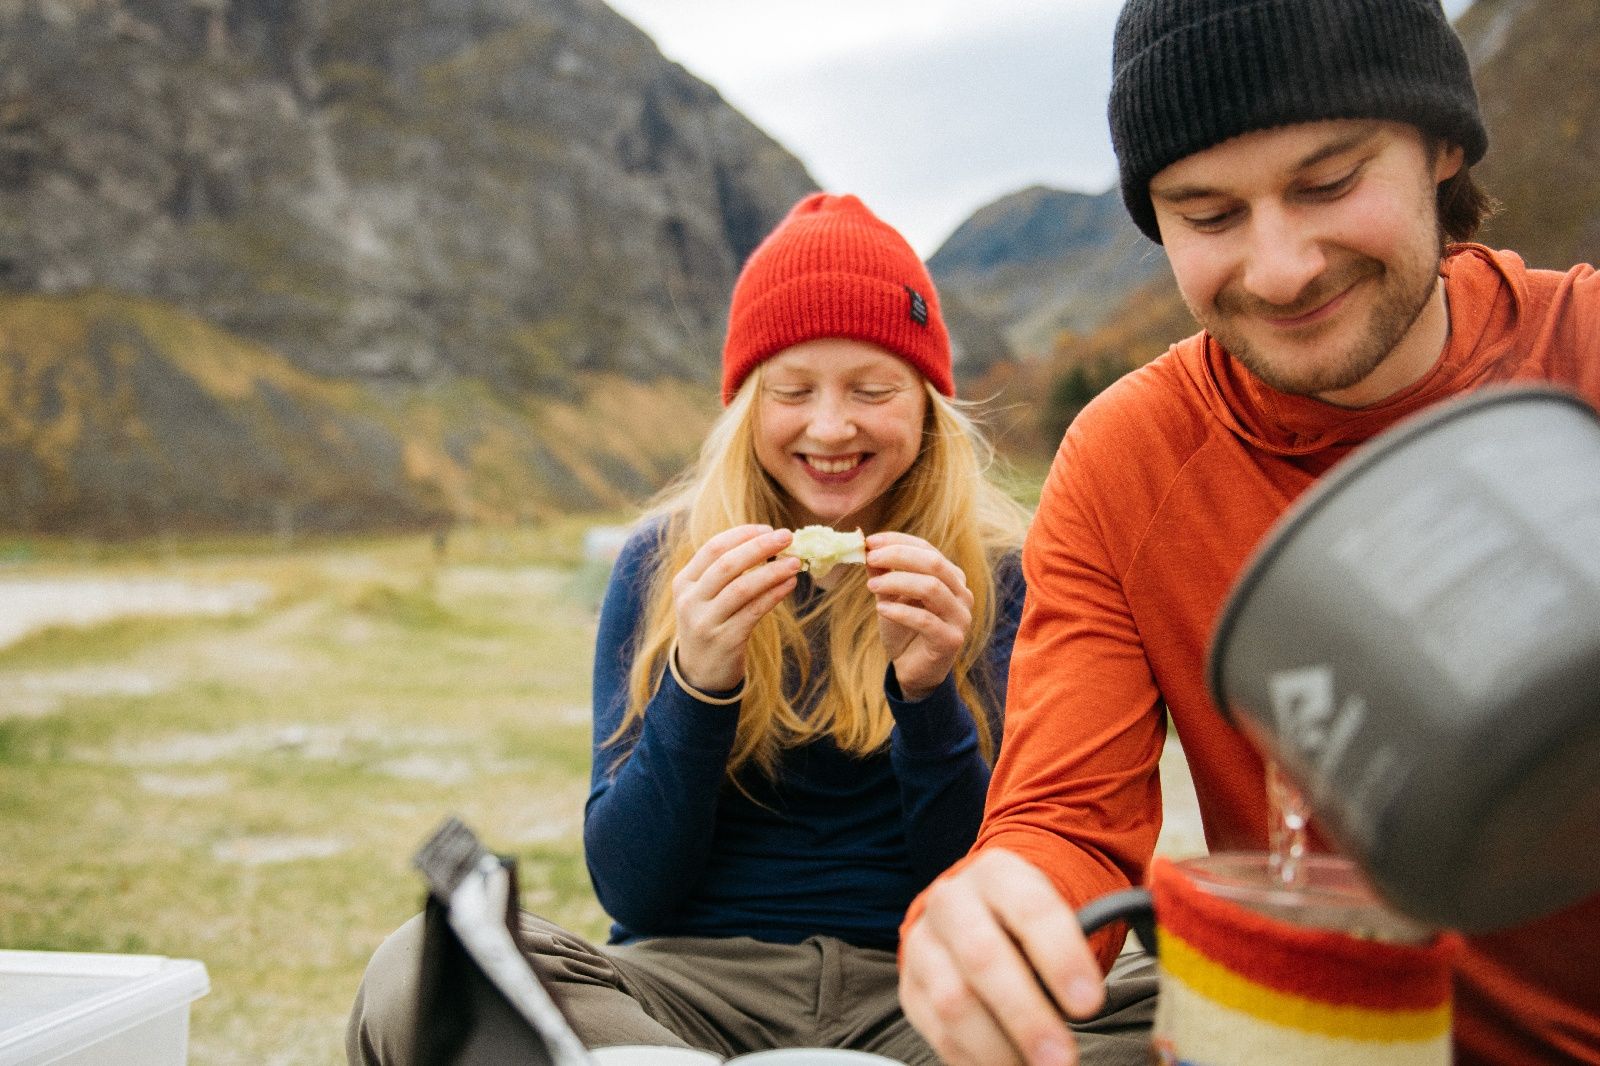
721, 192, 954, 404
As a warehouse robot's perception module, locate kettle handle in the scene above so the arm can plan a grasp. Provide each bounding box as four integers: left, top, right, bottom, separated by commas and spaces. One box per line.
1077, 886, 1158, 958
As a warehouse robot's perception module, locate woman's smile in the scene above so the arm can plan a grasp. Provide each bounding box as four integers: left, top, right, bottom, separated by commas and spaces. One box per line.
802, 453, 869, 478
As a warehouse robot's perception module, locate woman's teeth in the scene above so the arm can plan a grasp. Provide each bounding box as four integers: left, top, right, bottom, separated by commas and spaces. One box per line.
806, 455, 861, 474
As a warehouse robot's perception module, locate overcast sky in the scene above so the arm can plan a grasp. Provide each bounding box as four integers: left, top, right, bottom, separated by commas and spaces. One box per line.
604, 0, 1477, 256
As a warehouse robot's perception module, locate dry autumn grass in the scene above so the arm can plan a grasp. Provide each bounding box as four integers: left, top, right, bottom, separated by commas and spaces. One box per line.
0, 520, 621, 1064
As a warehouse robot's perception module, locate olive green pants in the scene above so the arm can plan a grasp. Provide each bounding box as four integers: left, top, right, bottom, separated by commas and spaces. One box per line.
345, 912, 1157, 1065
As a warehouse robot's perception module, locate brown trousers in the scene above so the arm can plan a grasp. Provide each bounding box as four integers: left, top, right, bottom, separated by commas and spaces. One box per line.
345, 912, 1157, 1065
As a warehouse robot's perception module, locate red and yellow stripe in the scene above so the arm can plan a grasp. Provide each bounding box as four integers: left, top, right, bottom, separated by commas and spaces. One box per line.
1148, 857, 1461, 1065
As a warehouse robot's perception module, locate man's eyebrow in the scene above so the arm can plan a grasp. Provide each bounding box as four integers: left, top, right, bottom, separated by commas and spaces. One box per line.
1292, 126, 1380, 174
1149, 181, 1224, 205
1149, 124, 1382, 204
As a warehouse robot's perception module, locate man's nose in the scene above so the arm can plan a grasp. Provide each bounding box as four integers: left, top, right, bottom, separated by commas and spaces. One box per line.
1240, 207, 1327, 308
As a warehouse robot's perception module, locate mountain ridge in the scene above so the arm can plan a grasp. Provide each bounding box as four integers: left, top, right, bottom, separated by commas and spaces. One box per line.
0, 0, 817, 534
929, 184, 1166, 359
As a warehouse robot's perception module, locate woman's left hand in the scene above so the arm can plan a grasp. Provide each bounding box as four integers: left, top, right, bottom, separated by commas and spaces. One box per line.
865, 532, 974, 702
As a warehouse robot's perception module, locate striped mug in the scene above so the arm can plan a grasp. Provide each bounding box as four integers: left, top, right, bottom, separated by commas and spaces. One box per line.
1078, 853, 1461, 1065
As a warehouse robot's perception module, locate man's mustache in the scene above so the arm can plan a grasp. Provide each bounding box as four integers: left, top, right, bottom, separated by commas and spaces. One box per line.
1215, 258, 1383, 319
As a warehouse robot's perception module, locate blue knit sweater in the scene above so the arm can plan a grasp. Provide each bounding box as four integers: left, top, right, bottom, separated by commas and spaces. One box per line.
584, 521, 1025, 950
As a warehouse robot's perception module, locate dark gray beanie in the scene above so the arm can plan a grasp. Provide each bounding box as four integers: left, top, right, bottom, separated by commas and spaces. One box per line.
1109, 0, 1488, 243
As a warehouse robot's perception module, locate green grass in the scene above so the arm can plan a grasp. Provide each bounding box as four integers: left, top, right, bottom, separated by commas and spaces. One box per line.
0, 521, 621, 1064
0, 500, 1197, 1065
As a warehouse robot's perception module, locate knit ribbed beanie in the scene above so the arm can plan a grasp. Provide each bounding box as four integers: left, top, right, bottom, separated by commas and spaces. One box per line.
721, 193, 953, 404
1109, 0, 1488, 243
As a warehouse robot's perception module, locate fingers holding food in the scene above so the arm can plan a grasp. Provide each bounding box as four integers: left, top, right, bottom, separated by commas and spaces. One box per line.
781, 525, 867, 579
672, 525, 799, 692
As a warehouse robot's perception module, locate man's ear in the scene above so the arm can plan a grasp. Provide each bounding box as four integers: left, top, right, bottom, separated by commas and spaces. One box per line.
1434, 140, 1466, 184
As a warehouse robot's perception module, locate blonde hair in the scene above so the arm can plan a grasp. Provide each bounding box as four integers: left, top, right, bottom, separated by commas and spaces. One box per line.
612, 370, 1029, 780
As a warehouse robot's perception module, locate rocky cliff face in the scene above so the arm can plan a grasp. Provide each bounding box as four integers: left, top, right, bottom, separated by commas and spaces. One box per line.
2, 0, 817, 386
0, 0, 818, 534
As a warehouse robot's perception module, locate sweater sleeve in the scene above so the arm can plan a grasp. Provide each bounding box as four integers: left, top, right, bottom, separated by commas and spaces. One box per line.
887, 551, 1025, 884
902, 408, 1168, 972
583, 523, 741, 933
992, 422, 1169, 967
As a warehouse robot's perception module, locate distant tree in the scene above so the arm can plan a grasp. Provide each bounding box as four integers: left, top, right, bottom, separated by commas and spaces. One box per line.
1042, 357, 1131, 441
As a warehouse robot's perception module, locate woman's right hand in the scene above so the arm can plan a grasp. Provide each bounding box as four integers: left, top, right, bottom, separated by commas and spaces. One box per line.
672, 525, 801, 693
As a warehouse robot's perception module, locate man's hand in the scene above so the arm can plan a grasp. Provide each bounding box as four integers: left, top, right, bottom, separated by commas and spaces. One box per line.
900, 850, 1106, 1066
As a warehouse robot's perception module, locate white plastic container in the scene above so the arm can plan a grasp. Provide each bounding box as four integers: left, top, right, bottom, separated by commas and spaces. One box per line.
0, 950, 209, 1066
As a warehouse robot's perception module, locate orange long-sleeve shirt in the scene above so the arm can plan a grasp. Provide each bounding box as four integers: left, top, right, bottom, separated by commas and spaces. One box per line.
909, 246, 1600, 1064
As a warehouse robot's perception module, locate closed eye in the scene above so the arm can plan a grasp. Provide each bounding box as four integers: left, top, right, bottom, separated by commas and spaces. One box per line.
1300, 164, 1362, 201
1181, 206, 1242, 233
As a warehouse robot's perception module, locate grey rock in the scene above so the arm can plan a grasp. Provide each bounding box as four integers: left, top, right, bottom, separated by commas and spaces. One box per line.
0, 0, 817, 389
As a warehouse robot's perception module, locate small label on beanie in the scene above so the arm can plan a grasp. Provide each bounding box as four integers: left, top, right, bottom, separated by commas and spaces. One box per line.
906, 286, 929, 326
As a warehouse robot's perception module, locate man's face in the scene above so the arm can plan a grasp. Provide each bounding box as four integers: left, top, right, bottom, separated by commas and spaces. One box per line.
1150, 120, 1465, 408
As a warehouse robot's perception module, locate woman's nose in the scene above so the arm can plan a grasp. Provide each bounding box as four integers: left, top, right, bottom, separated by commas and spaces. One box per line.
806, 394, 856, 442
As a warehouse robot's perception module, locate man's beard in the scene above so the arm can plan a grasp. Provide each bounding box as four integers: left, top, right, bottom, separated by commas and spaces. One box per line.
1194, 247, 1439, 400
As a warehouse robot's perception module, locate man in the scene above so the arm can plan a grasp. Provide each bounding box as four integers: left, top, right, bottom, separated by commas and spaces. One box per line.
897, 1, 1600, 1064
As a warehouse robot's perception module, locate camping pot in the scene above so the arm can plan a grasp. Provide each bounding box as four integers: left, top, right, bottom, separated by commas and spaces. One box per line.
1208, 385, 1600, 933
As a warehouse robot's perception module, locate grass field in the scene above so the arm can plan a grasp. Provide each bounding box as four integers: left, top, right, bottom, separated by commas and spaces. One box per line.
0, 519, 623, 1064
0, 509, 1202, 1065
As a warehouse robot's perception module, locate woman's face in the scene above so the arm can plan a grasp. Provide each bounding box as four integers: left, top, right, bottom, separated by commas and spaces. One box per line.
753, 338, 928, 532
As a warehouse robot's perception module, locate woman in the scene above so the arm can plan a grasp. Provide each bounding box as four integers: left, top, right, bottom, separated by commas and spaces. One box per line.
348, 192, 1029, 1065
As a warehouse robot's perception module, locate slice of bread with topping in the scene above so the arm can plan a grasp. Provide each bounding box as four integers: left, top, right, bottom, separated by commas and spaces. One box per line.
781, 526, 866, 579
